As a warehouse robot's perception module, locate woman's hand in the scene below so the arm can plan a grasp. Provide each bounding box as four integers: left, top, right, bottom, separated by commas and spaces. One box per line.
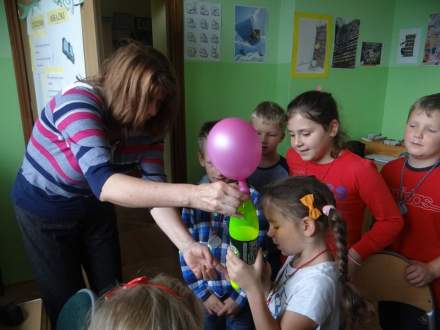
182, 242, 226, 280
226, 248, 264, 292
406, 261, 436, 287
191, 182, 246, 215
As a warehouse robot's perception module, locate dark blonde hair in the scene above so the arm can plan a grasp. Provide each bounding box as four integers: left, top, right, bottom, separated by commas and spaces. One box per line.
86, 42, 177, 138
287, 91, 346, 158
261, 176, 370, 329
251, 101, 287, 132
88, 274, 203, 330
408, 93, 440, 120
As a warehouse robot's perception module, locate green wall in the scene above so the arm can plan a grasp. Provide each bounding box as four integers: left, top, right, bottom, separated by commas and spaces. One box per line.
382, 0, 440, 139
0, 2, 33, 284
185, 0, 398, 183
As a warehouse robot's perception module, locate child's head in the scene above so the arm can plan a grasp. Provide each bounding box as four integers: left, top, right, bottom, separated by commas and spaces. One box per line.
98, 42, 177, 138
88, 274, 203, 330
287, 91, 344, 163
197, 120, 230, 183
250, 101, 287, 156
261, 176, 341, 257
405, 93, 440, 166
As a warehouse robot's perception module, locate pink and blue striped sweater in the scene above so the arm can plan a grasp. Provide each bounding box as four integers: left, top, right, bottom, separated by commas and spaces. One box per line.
12, 82, 165, 218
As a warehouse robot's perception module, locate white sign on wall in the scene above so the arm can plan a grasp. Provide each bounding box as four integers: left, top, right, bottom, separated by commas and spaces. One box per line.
184, 1, 221, 61
397, 28, 421, 64
26, 0, 86, 113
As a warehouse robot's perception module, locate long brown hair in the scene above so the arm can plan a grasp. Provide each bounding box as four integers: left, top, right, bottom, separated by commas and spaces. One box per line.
84, 42, 178, 138
261, 176, 370, 329
88, 274, 203, 330
287, 91, 346, 158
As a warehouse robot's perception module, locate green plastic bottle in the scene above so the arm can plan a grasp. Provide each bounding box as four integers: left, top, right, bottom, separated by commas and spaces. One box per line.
229, 198, 259, 290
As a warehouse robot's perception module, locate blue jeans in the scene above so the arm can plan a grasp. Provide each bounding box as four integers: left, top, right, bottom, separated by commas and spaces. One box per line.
14, 200, 121, 327
203, 302, 255, 330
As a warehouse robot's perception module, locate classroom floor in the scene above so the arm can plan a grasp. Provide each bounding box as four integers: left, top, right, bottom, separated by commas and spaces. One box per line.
0, 207, 181, 306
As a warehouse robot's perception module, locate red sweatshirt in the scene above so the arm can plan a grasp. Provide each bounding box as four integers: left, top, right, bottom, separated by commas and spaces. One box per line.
286, 149, 403, 260
382, 157, 440, 307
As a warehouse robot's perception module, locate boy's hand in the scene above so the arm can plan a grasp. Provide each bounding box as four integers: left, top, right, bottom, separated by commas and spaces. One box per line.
406, 261, 436, 287
182, 242, 220, 279
204, 294, 225, 315
217, 297, 240, 316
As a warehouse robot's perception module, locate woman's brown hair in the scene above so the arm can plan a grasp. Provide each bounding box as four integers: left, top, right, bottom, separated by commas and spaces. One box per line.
86, 42, 178, 138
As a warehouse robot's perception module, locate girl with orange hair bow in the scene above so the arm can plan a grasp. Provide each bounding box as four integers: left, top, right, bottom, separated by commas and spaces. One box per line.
227, 176, 371, 330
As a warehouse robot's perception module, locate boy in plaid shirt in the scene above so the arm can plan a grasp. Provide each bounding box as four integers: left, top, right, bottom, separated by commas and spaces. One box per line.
179, 120, 268, 330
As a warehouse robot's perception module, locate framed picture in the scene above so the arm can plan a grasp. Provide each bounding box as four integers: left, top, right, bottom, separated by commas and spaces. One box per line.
360, 42, 382, 65
234, 5, 268, 62
291, 12, 333, 77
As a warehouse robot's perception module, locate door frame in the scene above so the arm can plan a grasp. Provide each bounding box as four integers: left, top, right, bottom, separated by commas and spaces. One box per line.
5, 0, 187, 182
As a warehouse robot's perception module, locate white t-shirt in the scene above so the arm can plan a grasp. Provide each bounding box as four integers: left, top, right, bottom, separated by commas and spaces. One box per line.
267, 256, 340, 330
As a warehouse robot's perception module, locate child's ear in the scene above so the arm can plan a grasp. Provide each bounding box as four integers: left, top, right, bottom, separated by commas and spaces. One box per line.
302, 217, 318, 237
198, 151, 206, 167
328, 119, 339, 138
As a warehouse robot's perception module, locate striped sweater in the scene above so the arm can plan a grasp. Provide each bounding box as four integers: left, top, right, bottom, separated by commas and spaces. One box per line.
12, 82, 165, 218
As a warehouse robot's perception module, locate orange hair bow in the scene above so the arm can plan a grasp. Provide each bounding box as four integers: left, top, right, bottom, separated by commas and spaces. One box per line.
299, 194, 322, 220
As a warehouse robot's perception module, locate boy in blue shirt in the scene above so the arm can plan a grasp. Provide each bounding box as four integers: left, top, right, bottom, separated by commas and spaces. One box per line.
248, 101, 288, 192
179, 120, 268, 330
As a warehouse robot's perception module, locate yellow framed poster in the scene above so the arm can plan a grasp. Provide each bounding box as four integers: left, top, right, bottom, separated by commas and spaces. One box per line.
291, 12, 333, 78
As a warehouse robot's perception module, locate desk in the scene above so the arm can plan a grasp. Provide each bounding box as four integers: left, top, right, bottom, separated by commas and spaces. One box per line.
363, 140, 406, 157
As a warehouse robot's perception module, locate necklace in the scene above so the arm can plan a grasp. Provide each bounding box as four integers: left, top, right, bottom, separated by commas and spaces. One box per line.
266, 248, 329, 304
399, 158, 440, 215
207, 213, 224, 250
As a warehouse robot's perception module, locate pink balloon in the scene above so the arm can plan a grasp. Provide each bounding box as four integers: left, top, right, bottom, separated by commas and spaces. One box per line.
206, 118, 261, 191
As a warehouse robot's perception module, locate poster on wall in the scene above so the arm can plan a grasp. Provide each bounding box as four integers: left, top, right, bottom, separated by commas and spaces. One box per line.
26, 0, 86, 113
397, 28, 421, 64
423, 13, 440, 65
234, 5, 267, 62
360, 42, 382, 65
331, 17, 360, 69
291, 12, 333, 78
184, 1, 221, 61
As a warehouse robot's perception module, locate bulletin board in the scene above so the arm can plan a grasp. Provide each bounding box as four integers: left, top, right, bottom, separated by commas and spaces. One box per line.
26, 0, 86, 113
5, 0, 101, 141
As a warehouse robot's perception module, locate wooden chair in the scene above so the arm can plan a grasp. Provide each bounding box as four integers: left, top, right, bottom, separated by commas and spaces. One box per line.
352, 251, 436, 330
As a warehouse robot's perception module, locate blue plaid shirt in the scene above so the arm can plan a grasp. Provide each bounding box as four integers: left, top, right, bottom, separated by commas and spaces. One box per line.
179, 177, 267, 309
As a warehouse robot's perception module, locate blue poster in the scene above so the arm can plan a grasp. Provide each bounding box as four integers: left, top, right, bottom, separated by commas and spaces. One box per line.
235, 5, 267, 62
